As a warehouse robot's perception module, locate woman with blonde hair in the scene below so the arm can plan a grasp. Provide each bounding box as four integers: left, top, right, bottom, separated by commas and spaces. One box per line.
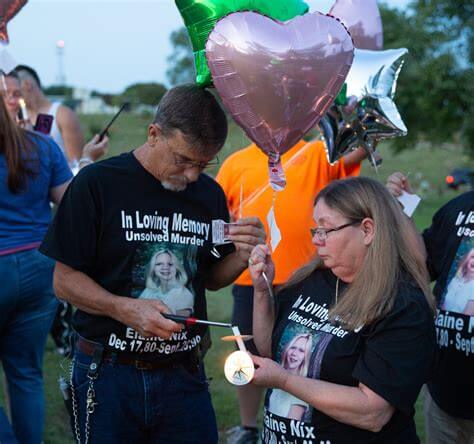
139, 248, 194, 315
0, 95, 72, 443
281, 333, 312, 376
442, 248, 474, 315
248, 177, 436, 443
267, 333, 313, 419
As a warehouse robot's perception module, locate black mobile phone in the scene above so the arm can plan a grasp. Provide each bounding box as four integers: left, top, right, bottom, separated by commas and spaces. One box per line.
98, 102, 130, 141
34, 113, 54, 135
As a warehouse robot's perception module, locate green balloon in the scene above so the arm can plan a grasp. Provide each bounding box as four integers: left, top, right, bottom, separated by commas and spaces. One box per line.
335, 83, 347, 106
175, 0, 309, 87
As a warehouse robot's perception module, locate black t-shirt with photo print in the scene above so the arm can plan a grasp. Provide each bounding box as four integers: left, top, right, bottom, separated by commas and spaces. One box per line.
262, 268, 436, 444
40, 151, 233, 363
422, 191, 474, 420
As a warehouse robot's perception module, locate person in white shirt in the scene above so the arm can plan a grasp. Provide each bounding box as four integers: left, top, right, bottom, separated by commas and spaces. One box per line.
15, 65, 84, 167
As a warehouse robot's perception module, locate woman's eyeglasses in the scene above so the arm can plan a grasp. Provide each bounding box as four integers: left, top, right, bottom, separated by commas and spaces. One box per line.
310, 221, 361, 242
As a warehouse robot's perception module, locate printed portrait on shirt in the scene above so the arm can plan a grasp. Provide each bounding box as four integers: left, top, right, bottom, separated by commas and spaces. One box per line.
132, 243, 197, 316
267, 324, 328, 421
441, 239, 474, 316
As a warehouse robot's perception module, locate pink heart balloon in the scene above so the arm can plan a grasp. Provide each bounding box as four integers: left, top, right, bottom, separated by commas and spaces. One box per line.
206, 11, 354, 156
329, 0, 383, 50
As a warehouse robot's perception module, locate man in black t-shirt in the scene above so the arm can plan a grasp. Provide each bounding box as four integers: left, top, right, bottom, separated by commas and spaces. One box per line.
40, 85, 266, 443
387, 173, 474, 444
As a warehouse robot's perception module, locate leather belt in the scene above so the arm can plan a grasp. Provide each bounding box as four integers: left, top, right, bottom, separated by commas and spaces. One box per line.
75, 337, 199, 371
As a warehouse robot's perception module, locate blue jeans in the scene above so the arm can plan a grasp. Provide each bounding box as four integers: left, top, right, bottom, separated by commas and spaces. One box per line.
71, 348, 218, 443
0, 249, 58, 444
0, 407, 18, 444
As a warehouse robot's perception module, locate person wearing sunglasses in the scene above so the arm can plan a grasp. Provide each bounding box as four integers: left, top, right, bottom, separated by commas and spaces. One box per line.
248, 176, 436, 444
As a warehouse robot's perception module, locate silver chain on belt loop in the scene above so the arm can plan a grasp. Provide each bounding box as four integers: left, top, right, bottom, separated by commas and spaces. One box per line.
70, 359, 98, 444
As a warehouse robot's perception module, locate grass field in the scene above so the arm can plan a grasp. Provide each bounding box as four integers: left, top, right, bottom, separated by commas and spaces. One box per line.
4, 113, 473, 443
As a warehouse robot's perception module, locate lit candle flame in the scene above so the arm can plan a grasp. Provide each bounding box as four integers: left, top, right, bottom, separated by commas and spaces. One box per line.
224, 350, 254, 386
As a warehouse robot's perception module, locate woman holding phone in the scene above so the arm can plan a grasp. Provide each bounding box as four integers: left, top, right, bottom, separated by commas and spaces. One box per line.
0, 97, 72, 443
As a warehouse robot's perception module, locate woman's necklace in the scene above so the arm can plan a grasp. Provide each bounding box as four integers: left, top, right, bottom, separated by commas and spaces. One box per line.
335, 277, 340, 305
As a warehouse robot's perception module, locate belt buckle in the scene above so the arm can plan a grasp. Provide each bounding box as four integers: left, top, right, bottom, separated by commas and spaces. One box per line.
135, 360, 154, 371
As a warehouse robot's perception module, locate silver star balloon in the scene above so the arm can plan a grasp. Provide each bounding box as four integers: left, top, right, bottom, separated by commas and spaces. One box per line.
320, 48, 408, 164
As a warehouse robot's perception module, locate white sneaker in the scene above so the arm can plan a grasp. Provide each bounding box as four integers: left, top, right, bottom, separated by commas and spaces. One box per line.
226, 426, 259, 444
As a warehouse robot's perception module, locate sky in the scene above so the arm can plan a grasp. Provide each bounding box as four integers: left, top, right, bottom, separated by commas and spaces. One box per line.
6, 0, 411, 93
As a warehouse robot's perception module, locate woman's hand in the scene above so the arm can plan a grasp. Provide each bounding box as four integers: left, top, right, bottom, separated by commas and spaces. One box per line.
248, 244, 275, 293
251, 354, 288, 389
386, 171, 412, 197
82, 134, 109, 162
18, 118, 33, 131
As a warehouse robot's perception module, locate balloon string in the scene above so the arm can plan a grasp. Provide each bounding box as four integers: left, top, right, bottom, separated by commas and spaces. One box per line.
238, 178, 244, 220
262, 272, 274, 299
232, 141, 313, 219
369, 150, 380, 178
262, 188, 277, 298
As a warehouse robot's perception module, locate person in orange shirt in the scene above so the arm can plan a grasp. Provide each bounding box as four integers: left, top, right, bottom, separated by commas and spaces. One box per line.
217, 139, 365, 444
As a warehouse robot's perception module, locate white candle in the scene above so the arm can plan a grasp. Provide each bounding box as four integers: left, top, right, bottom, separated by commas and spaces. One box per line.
1, 74, 7, 92
224, 350, 255, 386
18, 98, 28, 121
224, 325, 254, 385
231, 326, 247, 352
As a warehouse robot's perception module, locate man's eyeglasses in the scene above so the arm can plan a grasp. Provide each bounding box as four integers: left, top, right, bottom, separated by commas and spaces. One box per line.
173, 153, 219, 170
310, 221, 361, 242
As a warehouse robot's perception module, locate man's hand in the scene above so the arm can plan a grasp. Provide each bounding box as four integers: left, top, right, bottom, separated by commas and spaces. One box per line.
53, 262, 183, 340
227, 217, 266, 264
117, 298, 183, 340
204, 217, 266, 290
